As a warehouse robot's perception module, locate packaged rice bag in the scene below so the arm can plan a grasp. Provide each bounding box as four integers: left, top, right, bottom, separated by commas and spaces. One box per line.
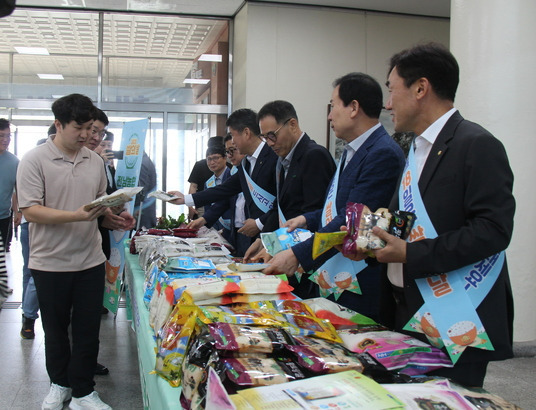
343, 203, 415, 256
209, 323, 295, 354
194, 292, 297, 306
165, 256, 217, 273
287, 336, 365, 374
143, 264, 165, 308
154, 305, 199, 387
222, 356, 306, 387
284, 313, 342, 343
197, 304, 284, 326
237, 276, 294, 295
338, 329, 452, 373
171, 277, 241, 303
149, 280, 175, 333
303, 297, 380, 329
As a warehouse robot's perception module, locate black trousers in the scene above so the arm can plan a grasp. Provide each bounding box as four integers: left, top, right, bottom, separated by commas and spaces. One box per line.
32, 264, 105, 398
0, 215, 12, 251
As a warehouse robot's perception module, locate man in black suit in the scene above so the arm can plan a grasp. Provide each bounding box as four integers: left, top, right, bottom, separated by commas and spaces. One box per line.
169, 108, 278, 247
363, 43, 515, 387
245, 100, 336, 298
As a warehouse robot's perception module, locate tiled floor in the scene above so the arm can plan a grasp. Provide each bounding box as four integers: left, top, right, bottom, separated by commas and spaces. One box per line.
1, 237, 535, 409
1, 239, 144, 410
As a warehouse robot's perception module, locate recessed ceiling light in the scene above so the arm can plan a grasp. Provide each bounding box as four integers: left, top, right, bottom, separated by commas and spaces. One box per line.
37, 74, 64, 80
15, 47, 50, 55
198, 54, 222, 62
183, 79, 210, 85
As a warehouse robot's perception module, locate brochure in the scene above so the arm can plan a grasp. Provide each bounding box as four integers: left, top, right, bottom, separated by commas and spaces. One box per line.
84, 187, 143, 211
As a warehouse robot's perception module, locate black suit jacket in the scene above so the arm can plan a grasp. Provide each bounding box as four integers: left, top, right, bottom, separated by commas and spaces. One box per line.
263, 133, 336, 232
381, 111, 515, 363
192, 143, 278, 232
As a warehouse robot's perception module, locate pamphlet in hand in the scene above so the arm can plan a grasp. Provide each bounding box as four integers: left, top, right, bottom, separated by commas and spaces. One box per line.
261, 227, 313, 256
84, 187, 143, 211
147, 190, 179, 202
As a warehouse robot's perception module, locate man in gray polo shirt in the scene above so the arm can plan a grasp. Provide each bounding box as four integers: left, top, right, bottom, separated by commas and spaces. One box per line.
17, 94, 112, 410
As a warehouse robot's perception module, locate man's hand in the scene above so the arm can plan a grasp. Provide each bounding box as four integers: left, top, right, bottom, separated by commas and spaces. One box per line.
187, 217, 206, 229
188, 206, 198, 221
168, 191, 185, 205
13, 211, 22, 227
283, 215, 306, 232
333, 225, 368, 261
101, 212, 127, 230
119, 210, 136, 230
263, 249, 299, 276
371, 227, 407, 263
243, 238, 263, 262
75, 205, 108, 222
237, 219, 261, 237
100, 149, 114, 163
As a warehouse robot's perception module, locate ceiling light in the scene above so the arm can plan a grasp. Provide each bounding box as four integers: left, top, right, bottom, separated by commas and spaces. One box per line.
38, 74, 64, 80
15, 47, 50, 55
183, 79, 210, 85
198, 54, 222, 62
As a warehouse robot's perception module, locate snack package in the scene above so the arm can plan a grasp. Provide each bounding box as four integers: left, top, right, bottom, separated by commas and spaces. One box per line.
283, 313, 342, 343
209, 323, 295, 354
303, 297, 380, 329
148, 189, 179, 202
287, 336, 365, 374
154, 305, 198, 387
83, 186, 143, 211
261, 227, 312, 256
343, 203, 415, 256
222, 356, 306, 387
227, 262, 270, 272
197, 304, 284, 326
181, 327, 221, 409
253, 300, 316, 317
338, 329, 452, 373
311, 230, 347, 260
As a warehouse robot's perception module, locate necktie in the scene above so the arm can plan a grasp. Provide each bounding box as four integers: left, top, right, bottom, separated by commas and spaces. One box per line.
244, 158, 251, 174
279, 166, 285, 194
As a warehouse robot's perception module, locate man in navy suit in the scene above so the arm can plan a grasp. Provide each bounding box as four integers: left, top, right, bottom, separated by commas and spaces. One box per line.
264, 73, 405, 320
169, 109, 278, 247
364, 43, 514, 387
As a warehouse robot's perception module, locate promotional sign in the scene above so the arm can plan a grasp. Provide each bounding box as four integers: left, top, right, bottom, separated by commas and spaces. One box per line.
103, 119, 148, 313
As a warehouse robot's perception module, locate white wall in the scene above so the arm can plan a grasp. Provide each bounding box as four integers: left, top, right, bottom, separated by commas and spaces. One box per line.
232, 3, 449, 146
451, 0, 536, 342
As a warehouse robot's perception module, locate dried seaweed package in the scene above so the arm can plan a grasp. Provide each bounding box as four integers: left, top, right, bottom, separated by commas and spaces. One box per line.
208, 323, 294, 354
223, 356, 306, 387
287, 336, 365, 374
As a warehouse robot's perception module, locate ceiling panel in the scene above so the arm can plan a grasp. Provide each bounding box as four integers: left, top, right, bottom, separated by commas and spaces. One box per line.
15, 0, 450, 18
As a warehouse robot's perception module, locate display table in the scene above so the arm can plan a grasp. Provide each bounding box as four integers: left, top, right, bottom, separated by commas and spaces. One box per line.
124, 250, 181, 409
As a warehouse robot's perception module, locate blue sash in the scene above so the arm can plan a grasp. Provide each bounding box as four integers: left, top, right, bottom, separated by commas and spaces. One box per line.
309, 155, 367, 299
242, 158, 275, 214
400, 146, 502, 363
205, 173, 231, 231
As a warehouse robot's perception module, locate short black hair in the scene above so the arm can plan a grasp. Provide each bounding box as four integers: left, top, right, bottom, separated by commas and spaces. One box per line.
226, 108, 260, 136
333, 73, 383, 118
389, 42, 459, 101
103, 130, 114, 142
258, 100, 298, 124
206, 145, 226, 158
207, 136, 224, 148
96, 108, 109, 126
51, 94, 98, 127
224, 132, 232, 143
47, 124, 57, 136
0, 118, 9, 131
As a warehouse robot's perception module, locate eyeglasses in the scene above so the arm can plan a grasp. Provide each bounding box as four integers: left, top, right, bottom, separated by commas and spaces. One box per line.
225, 147, 237, 156
206, 155, 224, 162
92, 128, 106, 137
259, 118, 291, 143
